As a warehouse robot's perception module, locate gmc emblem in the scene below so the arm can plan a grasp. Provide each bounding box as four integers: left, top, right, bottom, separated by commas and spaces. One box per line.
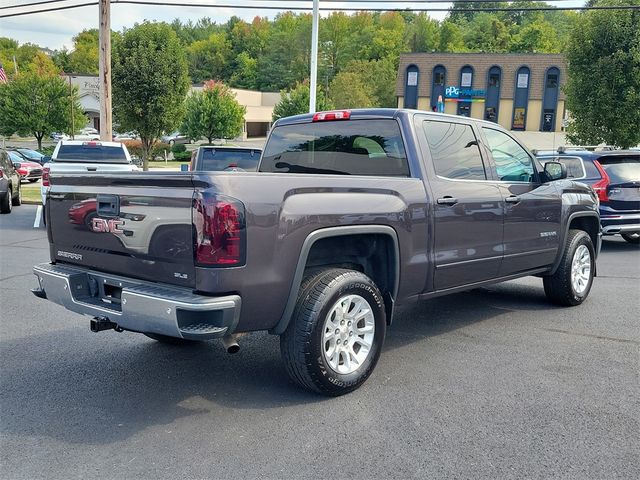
92, 218, 124, 234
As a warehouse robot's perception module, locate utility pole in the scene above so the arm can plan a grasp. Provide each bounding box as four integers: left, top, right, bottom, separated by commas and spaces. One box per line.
309, 0, 320, 113
68, 75, 75, 139
99, 0, 112, 140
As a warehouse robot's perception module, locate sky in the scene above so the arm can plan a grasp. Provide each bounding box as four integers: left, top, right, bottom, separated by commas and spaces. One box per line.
1, 0, 587, 50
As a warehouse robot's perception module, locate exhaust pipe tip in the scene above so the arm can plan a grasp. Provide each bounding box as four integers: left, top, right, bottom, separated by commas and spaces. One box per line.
222, 334, 242, 354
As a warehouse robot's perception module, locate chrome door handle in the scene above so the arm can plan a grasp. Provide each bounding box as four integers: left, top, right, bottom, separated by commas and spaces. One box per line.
437, 196, 458, 205
505, 195, 521, 204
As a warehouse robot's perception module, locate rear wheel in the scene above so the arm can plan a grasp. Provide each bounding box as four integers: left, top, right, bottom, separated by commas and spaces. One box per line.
543, 229, 595, 306
1, 187, 12, 213
12, 184, 21, 206
280, 268, 386, 396
144, 333, 198, 345
621, 232, 640, 245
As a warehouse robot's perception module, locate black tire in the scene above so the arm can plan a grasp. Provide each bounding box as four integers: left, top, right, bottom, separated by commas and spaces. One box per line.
144, 333, 198, 345
280, 268, 386, 396
12, 184, 21, 206
1, 187, 12, 214
543, 229, 595, 306
621, 232, 640, 245
28, 178, 39, 183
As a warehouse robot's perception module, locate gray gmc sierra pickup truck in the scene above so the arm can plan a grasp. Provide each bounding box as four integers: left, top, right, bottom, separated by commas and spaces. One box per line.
33, 109, 601, 395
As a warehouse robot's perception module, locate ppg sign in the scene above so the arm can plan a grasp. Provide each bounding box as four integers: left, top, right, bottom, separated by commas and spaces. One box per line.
445, 86, 459, 97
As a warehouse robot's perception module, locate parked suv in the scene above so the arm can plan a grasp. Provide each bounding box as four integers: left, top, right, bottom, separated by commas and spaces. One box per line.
0, 149, 22, 213
536, 149, 640, 244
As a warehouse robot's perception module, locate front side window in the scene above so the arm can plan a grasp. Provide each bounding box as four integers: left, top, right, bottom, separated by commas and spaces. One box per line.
483, 128, 535, 182
423, 121, 486, 180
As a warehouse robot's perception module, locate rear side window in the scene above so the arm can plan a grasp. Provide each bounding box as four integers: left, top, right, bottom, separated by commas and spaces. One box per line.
539, 156, 586, 179
596, 155, 640, 184
55, 144, 128, 164
260, 119, 409, 177
199, 149, 260, 171
422, 121, 486, 180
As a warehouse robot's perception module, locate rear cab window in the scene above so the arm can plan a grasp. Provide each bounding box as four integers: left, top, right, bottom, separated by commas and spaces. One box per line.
260, 119, 410, 177
55, 144, 129, 164
198, 149, 261, 171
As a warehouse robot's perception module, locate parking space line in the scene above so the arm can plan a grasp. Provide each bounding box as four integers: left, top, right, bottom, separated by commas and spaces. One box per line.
33, 205, 42, 228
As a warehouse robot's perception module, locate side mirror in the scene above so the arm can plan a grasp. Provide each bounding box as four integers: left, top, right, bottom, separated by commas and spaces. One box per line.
41, 156, 51, 164
544, 161, 567, 181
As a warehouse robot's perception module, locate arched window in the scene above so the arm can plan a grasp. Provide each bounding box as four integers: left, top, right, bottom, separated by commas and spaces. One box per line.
541, 67, 560, 131
457, 65, 474, 116
484, 66, 501, 123
430, 65, 446, 111
403, 65, 419, 109
512, 66, 530, 130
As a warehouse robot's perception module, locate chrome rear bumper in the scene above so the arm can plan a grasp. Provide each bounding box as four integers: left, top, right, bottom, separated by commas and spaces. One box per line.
32, 263, 241, 340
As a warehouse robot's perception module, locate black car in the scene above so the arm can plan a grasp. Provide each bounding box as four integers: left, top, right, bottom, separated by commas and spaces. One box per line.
536, 149, 640, 244
0, 149, 22, 213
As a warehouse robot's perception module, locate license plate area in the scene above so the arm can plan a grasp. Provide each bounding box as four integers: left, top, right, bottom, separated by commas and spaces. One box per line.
66, 272, 123, 312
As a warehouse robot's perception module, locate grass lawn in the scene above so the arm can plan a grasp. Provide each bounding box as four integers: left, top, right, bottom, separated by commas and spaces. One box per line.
146, 161, 189, 170
21, 183, 42, 204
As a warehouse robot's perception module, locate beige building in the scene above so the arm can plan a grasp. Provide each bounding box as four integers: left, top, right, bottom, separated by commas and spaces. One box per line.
67, 75, 280, 139
396, 53, 567, 132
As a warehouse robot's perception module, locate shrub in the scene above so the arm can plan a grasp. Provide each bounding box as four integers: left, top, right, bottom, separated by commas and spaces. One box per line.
39, 146, 55, 156
173, 151, 192, 161
171, 143, 186, 154
122, 140, 171, 160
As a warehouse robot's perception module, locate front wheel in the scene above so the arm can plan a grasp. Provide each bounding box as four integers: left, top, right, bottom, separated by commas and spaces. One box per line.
12, 184, 21, 206
543, 229, 595, 306
621, 232, 640, 245
1, 187, 12, 213
280, 268, 386, 396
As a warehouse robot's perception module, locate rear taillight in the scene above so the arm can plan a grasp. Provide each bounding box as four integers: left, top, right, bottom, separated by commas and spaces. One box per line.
312, 110, 351, 122
592, 160, 610, 202
193, 193, 246, 267
42, 166, 50, 187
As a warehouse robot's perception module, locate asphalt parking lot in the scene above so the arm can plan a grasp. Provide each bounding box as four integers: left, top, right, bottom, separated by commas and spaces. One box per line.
1, 205, 638, 479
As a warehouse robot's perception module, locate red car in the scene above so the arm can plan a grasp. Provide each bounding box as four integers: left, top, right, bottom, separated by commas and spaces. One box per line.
8, 151, 43, 183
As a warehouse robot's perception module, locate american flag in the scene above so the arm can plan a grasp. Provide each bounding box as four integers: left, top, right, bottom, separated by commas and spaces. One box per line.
0, 64, 8, 83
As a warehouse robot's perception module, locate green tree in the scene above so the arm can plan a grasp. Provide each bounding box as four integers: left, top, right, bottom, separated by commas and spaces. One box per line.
229, 52, 258, 89
464, 13, 512, 52
406, 13, 440, 52
0, 69, 85, 149
181, 81, 246, 144
67, 29, 99, 74
272, 82, 333, 121
329, 72, 375, 109
510, 18, 560, 53
564, 1, 640, 148
112, 22, 190, 170
342, 57, 398, 107
438, 21, 466, 52
187, 32, 231, 83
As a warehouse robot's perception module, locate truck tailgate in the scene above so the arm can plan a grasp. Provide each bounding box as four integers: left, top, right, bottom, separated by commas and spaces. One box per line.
47, 173, 197, 288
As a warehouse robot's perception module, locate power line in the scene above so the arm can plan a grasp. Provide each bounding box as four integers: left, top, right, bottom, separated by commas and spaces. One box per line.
2, 0, 639, 19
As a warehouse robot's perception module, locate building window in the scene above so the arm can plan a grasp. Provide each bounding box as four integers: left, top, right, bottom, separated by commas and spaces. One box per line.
512, 66, 530, 130
457, 65, 473, 116
404, 65, 419, 109
431, 65, 447, 110
485, 66, 501, 123
541, 67, 560, 132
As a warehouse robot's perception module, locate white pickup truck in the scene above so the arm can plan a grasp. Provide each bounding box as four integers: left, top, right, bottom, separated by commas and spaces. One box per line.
41, 140, 138, 206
